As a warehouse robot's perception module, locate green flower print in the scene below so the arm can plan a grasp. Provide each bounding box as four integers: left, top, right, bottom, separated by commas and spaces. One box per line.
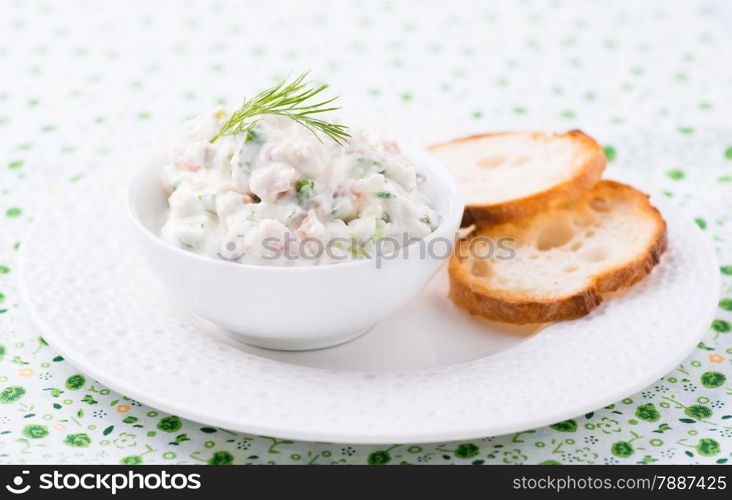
64, 374, 86, 390
573, 447, 598, 464
610, 441, 634, 458
22, 424, 49, 439
502, 449, 527, 465
5, 207, 22, 218
712, 319, 730, 333
700, 371, 726, 388
367, 450, 391, 465
603, 145, 617, 162
695, 438, 721, 457
113, 432, 137, 449
207, 451, 234, 465
635, 404, 661, 422
121, 455, 143, 465
597, 417, 621, 435
455, 443, 480, 459
156, 416, 182, 433
684, 405, 712, 420
64, 433, 92, 448
537, 460, 562, 465
0, 386, 26, 404
549, 420, 577, 432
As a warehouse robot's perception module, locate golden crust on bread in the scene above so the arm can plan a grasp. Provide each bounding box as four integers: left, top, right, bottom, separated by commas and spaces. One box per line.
448, 181, 667, 324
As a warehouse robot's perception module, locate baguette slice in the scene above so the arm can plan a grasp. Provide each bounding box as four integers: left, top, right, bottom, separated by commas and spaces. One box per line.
448, 181, 667, 324
429, 131, 606, 226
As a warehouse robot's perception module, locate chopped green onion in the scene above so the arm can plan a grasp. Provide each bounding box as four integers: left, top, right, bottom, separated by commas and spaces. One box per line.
296, 178, 315, 205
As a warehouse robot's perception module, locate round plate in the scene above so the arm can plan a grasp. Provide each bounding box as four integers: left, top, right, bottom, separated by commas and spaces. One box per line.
18, 171, 719, 443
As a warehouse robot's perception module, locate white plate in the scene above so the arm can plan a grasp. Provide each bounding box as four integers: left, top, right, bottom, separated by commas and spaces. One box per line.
19, 172, 719, 443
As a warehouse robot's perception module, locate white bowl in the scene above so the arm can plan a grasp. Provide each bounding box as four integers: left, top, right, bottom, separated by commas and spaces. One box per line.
127, 148, 463, 350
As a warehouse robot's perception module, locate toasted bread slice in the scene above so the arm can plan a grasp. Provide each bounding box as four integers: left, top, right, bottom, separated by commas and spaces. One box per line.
429, 130, 606, 226
448, 181, 667, 324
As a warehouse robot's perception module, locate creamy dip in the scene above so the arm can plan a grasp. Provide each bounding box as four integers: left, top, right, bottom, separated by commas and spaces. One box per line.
160, 111, 439, 265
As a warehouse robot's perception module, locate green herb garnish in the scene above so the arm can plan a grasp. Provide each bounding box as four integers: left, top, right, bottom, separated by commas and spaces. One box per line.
238, 159, 253, 172
375, 191, 393, 199
199, 193, 217, 216
332, 237, 372, 258
357, 157, 383, 167
210, 73, 350, 145
296, 178, 315, 205
244, 129, 261, 144
374, 222, 385, 240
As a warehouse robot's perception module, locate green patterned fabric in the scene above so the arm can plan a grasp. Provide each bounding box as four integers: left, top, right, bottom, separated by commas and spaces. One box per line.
1, 0, 731, 464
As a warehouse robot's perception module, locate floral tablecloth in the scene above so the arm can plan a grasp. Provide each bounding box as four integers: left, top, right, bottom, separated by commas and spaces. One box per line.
1, 0, 731, 465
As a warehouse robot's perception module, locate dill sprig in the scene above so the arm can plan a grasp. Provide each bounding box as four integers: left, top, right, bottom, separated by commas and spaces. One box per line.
209, 73, 350, 145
